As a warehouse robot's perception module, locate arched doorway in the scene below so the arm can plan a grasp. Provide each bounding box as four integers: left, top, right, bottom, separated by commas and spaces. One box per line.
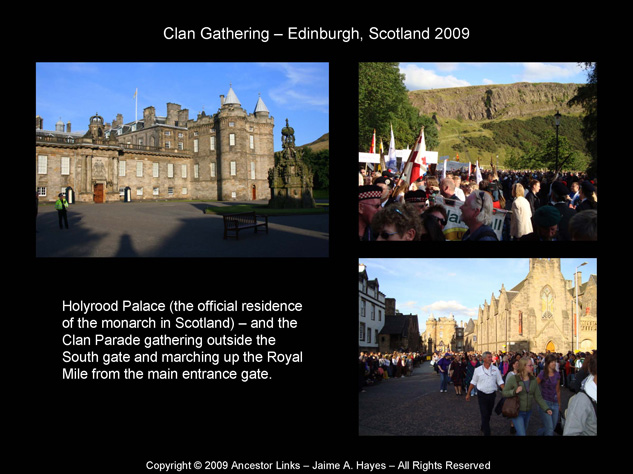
546, 341, 556, 353
252, 184, 257, 200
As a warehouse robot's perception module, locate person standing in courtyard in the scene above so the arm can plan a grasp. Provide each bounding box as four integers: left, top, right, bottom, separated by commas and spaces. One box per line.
466, 351, 505, 435
437, 353, 452, 392
55, 193, 69, 229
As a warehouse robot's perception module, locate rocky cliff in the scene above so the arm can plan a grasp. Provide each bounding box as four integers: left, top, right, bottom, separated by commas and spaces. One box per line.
408, 82, 582, 122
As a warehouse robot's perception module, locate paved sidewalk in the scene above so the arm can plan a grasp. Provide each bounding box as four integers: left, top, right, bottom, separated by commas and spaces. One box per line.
35, 201, 328, 258
359, 362, 573, 436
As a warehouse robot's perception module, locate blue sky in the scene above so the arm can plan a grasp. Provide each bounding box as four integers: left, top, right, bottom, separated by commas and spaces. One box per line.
399, 62, 589, 90
35, 62, 329, 150
360, 258, 597, 332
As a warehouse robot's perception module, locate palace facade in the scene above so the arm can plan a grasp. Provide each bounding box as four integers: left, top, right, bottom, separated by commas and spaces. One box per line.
35, 86, 274, 203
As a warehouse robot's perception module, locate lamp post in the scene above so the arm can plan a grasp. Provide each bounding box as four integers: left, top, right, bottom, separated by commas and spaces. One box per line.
554, 111, 561, 175
574, 261, 587, 351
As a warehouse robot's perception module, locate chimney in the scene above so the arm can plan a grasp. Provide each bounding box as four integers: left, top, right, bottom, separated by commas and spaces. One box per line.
220, 95, 225, 106
67, 122, 71, 133
576, 272, 582, 291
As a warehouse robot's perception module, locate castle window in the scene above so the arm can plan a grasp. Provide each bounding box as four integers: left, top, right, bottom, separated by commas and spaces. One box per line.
136, 162, 143, 177
37, 187, 46, 197
153, 163, 159, 178
249, 135, 254, 149
181, 187, 188, 195
38, 155, 48, 174
153, 187, 159, 196
168, 187, 174, 196
181, 164, 187, 178
210, 136, 215, 151
229, 122, 235, 127
61, 157, 70, 175
136, 187, 143, 196
193, 139, 199, 153
168, 163, 174, 178
165, 141, 171, 149
250, 162, 255, 179
194, 164, 199, 179
359, 323, 366, 341
178, 142, 184, 151
230, 161, 237, 176
210, 162, 216, 178
541, 286, 554, 319
119, 161, 126, 177
229, 133, 236, 146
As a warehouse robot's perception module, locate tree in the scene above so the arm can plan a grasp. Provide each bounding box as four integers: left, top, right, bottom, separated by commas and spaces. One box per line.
568, 62, 597, 177
359, 62, 438, 152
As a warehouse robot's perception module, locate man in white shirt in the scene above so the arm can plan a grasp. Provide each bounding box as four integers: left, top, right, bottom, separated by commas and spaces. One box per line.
466, 351, 505, 436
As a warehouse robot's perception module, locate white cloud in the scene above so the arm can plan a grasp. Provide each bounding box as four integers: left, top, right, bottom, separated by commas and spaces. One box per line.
400, 64, 471, 90
519, 62, 583, 82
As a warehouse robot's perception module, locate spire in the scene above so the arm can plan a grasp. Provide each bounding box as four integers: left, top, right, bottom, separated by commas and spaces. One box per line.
223, 83, 240, 106
254, 93, 269, 114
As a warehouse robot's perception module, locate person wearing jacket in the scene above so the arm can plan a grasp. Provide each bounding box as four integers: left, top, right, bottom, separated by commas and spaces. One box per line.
502, 357, 552, 436
437, 353, 452, 393
55, 193, 69, 229
564, 353, 597, 436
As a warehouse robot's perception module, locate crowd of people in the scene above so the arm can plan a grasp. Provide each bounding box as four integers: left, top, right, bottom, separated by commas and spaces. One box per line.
359, 167, 597, 241
360, 348, 597, 436
358, 351, 424, 389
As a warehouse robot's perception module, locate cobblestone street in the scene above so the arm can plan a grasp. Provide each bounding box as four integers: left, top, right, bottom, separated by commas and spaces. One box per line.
359, 361, 574, 436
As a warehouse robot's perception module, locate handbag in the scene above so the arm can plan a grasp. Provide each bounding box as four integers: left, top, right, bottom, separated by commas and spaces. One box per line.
501, 377, 522, 418
501, 395, 520, 418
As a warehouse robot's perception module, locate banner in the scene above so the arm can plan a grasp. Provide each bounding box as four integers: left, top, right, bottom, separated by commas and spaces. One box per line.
435, 195, 509, 241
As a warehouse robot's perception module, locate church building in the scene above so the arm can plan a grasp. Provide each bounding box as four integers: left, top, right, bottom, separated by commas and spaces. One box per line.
465, 258, 597, 354
35, 86, 274, 203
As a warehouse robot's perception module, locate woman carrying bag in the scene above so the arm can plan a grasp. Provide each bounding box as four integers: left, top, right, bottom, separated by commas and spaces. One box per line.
502, 357, 552, 436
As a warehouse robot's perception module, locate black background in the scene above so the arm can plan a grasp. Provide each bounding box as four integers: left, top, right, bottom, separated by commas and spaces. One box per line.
26, 9, 605, 473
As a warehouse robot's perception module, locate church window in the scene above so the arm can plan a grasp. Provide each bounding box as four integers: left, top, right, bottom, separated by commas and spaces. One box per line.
541, 286, 554, 319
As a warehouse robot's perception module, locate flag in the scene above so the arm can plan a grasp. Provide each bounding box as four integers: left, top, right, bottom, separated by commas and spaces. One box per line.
378, 140, 385, 172
133, 88, 137, 99
386, 124, 397, 172
475, 160, 483, 185
370, 129, 376, 153
400, 127, 428, 188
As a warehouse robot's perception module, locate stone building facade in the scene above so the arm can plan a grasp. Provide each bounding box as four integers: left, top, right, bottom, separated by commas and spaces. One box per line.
35, 86, 274, 203
422, 314, 463, 354
464, 258, 597, 354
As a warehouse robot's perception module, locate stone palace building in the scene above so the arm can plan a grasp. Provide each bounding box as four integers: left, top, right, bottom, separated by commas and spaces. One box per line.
35, 86, 274, 203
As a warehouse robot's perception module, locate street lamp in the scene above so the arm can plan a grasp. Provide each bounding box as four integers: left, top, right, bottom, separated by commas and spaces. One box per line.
554, 111, 562, 175
574, 261, 587, 351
